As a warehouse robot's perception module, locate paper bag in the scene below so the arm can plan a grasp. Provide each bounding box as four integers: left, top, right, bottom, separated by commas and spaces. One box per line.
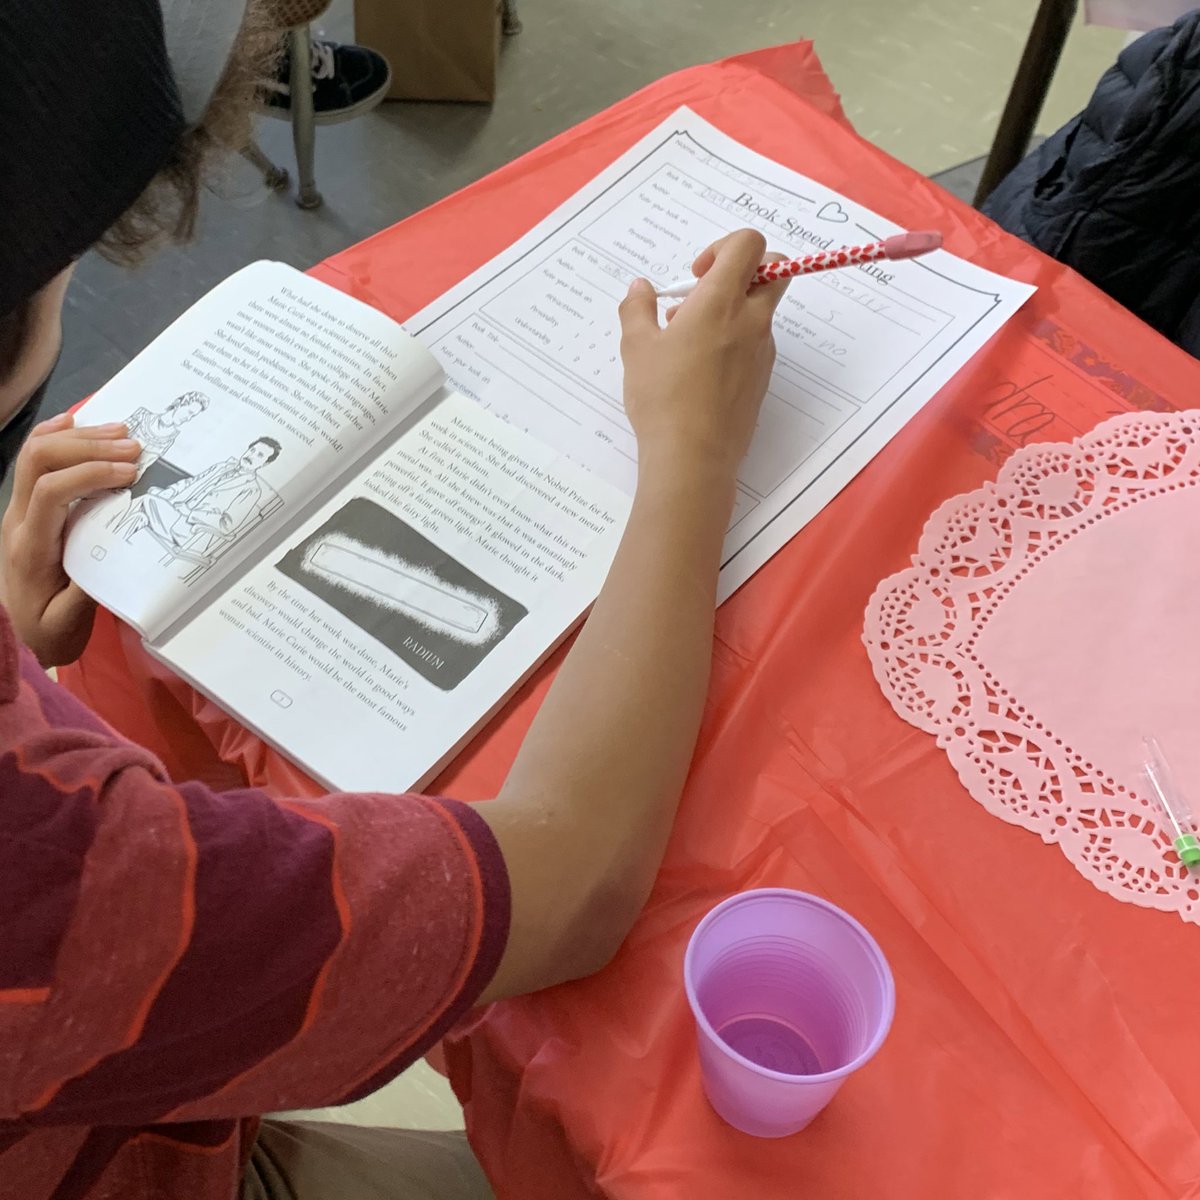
354, 0, 502, 103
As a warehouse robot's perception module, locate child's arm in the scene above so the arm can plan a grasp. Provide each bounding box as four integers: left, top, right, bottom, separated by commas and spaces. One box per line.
478, 231, 788, 1000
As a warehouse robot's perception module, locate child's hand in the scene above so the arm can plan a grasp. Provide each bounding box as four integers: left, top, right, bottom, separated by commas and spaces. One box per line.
1, 413, 140, 666
618, 229, 788, 481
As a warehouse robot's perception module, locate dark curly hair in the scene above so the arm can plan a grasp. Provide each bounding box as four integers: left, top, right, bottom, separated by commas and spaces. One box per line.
97, 0, 281, 265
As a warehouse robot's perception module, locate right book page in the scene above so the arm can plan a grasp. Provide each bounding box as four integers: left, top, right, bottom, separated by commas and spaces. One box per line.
155, 392, 631, 793
406, 106, 1036, 601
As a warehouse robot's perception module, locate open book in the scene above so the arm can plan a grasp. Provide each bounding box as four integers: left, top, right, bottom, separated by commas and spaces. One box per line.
65, 262, 631, 792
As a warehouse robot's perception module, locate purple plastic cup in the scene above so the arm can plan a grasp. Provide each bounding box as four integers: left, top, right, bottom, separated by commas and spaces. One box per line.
684, 889, 895, 1138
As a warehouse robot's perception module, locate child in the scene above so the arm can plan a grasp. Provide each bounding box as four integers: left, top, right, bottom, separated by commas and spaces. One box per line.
0, 4, 788, 1198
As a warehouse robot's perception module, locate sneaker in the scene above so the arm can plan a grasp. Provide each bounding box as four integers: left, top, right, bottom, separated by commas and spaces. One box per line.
262, 38, 391, 125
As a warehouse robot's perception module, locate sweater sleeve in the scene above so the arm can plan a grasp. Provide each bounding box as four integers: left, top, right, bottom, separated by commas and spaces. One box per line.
2, 727, 509, 1126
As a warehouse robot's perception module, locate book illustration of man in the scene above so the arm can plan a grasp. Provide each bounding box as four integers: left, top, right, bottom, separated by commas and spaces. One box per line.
123, 390, 210, 476
121, 436, 283, 558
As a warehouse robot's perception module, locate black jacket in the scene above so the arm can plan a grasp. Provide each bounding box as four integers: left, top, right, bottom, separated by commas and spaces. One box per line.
983, 11, 1200, 358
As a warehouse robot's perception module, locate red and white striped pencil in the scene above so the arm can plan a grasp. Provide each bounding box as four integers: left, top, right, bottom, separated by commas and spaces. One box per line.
655, 230, 943, 299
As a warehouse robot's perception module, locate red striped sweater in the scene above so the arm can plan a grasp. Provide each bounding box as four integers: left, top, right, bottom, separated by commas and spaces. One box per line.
0, 606, 509, 1199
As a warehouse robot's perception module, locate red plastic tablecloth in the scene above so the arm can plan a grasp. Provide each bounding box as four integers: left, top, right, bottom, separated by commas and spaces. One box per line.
60, 42, 1200, 1200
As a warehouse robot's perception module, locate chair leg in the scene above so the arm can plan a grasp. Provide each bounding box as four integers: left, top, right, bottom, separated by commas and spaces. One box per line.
501, 0, 522, 36
973, 0, 1078, 207
289, 25, 323, 210
242, 140, 290, 191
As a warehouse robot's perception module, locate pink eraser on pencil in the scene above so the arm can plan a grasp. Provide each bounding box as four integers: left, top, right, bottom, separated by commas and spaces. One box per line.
882, 230, 943, 260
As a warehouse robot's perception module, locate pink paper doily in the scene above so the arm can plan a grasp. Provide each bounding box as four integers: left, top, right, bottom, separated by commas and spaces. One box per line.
864, 411, 1200, 923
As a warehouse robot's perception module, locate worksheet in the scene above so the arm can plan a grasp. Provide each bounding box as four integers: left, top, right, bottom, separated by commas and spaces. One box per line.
408, 107, 1036, 599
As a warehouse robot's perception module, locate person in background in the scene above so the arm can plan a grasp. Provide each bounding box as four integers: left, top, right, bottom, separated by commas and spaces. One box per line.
983, 10, 1200, 359
262, 18, 392, 124
0, 3, 788, 1198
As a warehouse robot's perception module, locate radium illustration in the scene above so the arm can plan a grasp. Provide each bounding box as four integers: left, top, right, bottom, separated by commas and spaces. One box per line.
277, 497, 527, 689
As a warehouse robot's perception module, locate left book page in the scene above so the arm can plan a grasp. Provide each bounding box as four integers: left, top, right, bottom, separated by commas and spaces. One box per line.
63, 261, 444, 641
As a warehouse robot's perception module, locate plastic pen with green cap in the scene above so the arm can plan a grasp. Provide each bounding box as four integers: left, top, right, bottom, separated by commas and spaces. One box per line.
1142, 735, 1200, 868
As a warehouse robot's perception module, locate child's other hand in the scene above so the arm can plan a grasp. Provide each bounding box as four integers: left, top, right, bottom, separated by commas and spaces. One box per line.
1, 414, 140, 666
618, 229, 788, 481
